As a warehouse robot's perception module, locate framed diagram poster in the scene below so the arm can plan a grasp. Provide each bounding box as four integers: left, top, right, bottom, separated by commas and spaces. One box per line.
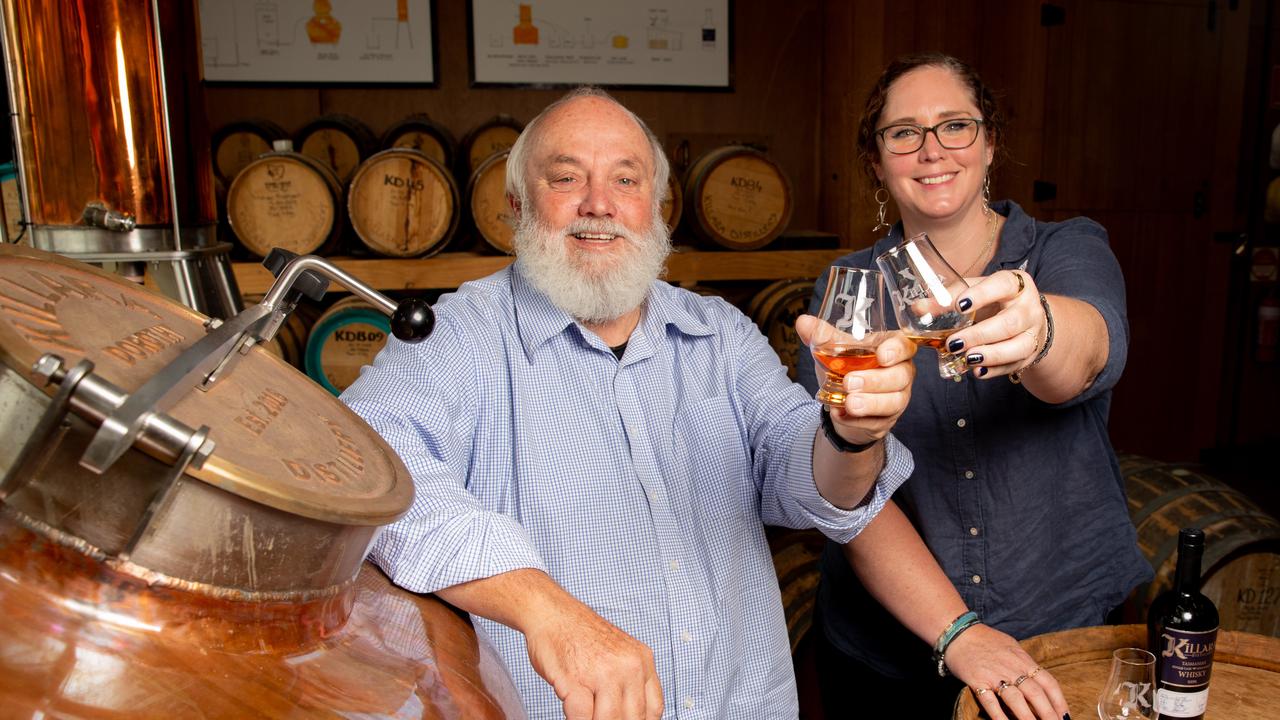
198, 0, 436, 84
469, 1, 731, 89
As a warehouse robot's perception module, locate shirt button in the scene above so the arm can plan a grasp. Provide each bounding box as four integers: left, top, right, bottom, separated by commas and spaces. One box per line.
681, 630, 693, 643
956, 418, 967, 428
683, 697, 695, 710
964, 470, 975, 479
648, 491, 657, 502
972, 575, 982, 584
669, 560, 680, 571
952, 375, 962, 383
969, 527, 979, 536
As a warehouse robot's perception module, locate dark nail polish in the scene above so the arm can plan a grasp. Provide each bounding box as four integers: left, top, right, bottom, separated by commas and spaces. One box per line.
948, 338, 965, 353
966, 353, 984, 365
958, 297, 973, 311
976, 367, 989, 378
1063, 714, 1071, 720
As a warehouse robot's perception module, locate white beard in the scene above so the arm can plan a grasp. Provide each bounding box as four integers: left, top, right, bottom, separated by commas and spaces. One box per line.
513, 206, 671, 324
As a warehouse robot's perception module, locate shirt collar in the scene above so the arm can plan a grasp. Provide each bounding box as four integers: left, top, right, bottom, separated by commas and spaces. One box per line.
509, 263, 715, 364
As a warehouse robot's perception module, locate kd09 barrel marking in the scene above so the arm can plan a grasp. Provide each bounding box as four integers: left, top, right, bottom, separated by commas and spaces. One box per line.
279, 416, 368, 487
102, 324, 186, 366
233, 387, 290, 437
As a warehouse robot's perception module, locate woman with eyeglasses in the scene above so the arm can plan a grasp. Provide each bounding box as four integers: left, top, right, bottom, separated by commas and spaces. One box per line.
797, 53, 1151, 720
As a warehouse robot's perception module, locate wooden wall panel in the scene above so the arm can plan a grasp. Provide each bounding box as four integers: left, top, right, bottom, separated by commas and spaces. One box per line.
819, 0, 1047, 249
204, 0, 827, 234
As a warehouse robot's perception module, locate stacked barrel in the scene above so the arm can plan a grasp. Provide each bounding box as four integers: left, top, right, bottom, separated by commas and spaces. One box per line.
215, 114, 814, 389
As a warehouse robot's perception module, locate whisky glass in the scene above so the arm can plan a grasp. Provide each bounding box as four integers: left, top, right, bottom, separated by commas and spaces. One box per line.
875, 232, 975, 379
1097, 648, 1157, 720
810, 267, 890, 408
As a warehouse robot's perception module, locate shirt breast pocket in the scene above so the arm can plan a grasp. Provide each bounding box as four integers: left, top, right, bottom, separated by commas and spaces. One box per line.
671, 395, 756, 521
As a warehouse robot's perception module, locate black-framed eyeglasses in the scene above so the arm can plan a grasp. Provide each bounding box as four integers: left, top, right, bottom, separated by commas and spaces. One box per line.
876, 118, 984, 155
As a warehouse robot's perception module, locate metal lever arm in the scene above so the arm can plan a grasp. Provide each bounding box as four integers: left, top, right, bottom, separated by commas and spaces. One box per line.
263, 252, 434, 343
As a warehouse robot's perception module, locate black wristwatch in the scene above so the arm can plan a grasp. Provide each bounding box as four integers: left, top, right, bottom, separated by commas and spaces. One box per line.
821, 406, 876, 453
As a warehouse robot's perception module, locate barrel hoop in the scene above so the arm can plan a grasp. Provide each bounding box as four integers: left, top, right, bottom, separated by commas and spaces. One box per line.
304, 305, 391, 396
1144, 507, 1280, 602
1130, 481, 1254, 526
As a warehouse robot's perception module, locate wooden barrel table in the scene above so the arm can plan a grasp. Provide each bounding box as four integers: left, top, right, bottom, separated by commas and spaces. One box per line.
952, 625, 1280, 719
1119, 454, 1280, 637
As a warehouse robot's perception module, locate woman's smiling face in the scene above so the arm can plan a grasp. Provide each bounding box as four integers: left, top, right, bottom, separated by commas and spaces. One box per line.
873, 65, 995, 227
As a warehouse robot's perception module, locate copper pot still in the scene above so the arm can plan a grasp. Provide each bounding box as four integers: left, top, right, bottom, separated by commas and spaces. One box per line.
0, 0, 240, 317
0, 244, 525, 718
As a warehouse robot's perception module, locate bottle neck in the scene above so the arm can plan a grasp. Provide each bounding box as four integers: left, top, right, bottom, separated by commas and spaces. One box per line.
1174, 541, 1204, 593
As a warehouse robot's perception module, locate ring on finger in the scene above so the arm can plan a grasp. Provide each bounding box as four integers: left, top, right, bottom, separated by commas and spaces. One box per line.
973, 687, 990, 697
1027, 666, 1043, 679
1012, 271, 1026, 295
996, 680, 1010, 697
1014, 673, 1030, 686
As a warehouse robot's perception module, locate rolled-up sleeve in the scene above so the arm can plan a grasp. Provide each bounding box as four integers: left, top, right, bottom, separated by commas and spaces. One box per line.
1033, 219, 1128, 407
341, 316, 546, 594
730, 307, 913, 543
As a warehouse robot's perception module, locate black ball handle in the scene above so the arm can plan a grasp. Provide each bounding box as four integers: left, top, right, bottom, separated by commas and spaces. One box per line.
391, 298, 435, 342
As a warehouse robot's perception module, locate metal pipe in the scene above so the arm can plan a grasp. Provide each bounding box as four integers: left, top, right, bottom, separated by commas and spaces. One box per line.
149, 0, 182, 251
0, 0, 31, 242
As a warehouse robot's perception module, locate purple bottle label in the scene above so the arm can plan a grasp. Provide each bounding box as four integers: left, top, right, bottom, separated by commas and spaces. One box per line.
1156, 625, 1217, 689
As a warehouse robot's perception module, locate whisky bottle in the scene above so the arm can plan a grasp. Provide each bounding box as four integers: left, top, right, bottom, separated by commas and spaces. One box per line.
1147, 528, 1218, 719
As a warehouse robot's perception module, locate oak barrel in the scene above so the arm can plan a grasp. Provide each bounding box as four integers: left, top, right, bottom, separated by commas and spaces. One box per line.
461, 115, 523, 178
468, 150, 515, 254
348, 149, 459, 258
381, 113, 457, 169
225, 142, 344, 258
305, 296, 392, 396
766, 526, 826, 654
952, 625, 1280, 719
1120, 454, 1280, 637
683, 145, 793, 250
295, 114, 379, 184
211, 118, 289, 185
661, 172, 683, 233
749, 279, 816, 382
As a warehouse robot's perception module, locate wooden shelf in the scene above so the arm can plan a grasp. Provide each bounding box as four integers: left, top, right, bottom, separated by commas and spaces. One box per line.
231, 248, 850, 295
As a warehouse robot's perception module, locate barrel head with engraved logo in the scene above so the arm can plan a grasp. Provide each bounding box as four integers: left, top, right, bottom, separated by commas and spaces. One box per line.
0, 244, 412, 527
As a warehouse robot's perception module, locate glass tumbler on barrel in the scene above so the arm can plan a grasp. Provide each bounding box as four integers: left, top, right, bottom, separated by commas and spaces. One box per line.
876, 232, 975, 379
1097, 647, 1158, 720
809, 267, 890, 408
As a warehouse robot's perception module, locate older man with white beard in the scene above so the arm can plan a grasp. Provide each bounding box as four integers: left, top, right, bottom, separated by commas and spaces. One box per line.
341, 87, 918, 720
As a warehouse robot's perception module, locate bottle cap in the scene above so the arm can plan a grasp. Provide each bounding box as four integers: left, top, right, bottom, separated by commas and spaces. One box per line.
1179, 527, 1206, 547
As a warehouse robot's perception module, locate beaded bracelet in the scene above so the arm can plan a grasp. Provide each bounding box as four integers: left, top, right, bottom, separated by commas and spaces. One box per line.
933, 610, 982, 677
1010, 293, 1055, 384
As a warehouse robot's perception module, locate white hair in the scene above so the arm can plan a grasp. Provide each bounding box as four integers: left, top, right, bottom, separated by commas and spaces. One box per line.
505, 86, 671, 213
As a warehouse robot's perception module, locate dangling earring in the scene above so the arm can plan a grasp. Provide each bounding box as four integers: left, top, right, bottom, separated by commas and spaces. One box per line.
982, 174, 992, 217
872, 187, 890, 233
